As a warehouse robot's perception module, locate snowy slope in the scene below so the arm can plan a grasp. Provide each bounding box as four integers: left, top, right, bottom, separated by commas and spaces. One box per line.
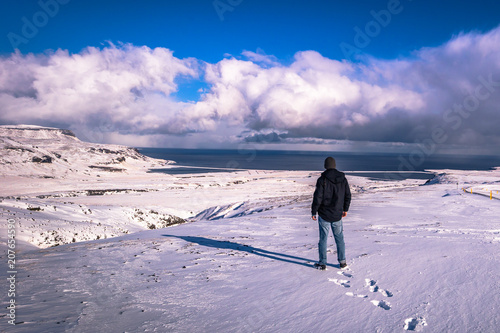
0, 126, 499, 332
0, 168, 499, 332
0, 125, 169, 179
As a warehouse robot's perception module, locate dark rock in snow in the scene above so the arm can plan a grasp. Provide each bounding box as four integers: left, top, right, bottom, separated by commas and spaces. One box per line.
32, 155, 53, 163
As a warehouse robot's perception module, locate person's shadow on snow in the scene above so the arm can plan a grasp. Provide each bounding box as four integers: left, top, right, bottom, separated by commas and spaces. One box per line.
162, 234, 315, 268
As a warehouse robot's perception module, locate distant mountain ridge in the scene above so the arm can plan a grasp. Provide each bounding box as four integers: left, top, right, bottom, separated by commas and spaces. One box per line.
0, 124, 170, 178
0, 124, 77, 140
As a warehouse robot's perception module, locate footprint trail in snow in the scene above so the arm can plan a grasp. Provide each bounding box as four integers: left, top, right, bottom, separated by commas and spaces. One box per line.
371, 299, 391, 310
365, 278, 393, 297
404, 316, 428, 331
328, 278, 351, 288
326, 267, 394, 313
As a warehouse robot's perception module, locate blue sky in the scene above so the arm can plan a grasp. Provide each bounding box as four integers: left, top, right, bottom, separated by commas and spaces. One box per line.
1, 0, 500, 153
2, 0, 500, 61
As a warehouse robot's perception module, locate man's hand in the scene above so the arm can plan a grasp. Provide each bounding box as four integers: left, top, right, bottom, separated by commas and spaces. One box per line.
312, 215, 317, 221
342, 211, 347, 218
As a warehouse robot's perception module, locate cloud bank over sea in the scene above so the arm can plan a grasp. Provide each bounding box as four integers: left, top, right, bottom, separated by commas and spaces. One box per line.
1, 26, 499, 151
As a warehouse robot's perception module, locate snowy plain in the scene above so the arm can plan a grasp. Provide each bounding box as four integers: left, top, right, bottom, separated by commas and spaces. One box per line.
0, 126, 499, 332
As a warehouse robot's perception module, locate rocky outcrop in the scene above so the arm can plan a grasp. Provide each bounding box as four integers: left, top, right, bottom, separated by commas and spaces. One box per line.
0, 125, 170, 178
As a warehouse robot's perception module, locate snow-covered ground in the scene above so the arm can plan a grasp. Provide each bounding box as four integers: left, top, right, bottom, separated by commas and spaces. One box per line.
1, 126, 499, 332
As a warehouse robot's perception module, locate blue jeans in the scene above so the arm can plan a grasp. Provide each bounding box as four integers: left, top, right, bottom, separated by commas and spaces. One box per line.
318, 216, 346, 265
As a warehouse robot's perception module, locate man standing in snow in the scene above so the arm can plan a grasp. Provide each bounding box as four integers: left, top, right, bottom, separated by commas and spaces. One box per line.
311, 157, 351, 270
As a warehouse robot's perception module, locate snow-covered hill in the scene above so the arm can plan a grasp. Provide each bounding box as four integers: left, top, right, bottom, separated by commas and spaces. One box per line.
0, 125, 187, 246
0, 125, 168, 178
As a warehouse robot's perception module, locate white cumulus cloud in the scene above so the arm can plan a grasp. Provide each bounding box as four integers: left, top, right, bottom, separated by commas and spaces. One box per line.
1, 26, 500, 151
0, 43, 199, 143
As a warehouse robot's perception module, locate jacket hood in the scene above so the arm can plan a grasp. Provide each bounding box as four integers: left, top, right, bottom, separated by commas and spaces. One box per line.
322, 168, 346, 183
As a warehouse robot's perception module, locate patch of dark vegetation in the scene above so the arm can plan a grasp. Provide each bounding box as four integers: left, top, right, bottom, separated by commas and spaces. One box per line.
37, 194, 64, 199
35, 188, 157, 199
132, 208, 186, 229
5, 146, 34, 153
88, 165, 125, 172
85, 188, 153, 196
88, 147, 123, 154
147, 215, 186, 229
86, 189, 112, 196
27, 206, 43, 211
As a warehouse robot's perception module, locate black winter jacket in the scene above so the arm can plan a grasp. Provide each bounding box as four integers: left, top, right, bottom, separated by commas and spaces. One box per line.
311, 169, 351, 222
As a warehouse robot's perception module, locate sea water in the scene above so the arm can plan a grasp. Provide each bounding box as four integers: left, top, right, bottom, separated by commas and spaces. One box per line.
139, 148, 500, 180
